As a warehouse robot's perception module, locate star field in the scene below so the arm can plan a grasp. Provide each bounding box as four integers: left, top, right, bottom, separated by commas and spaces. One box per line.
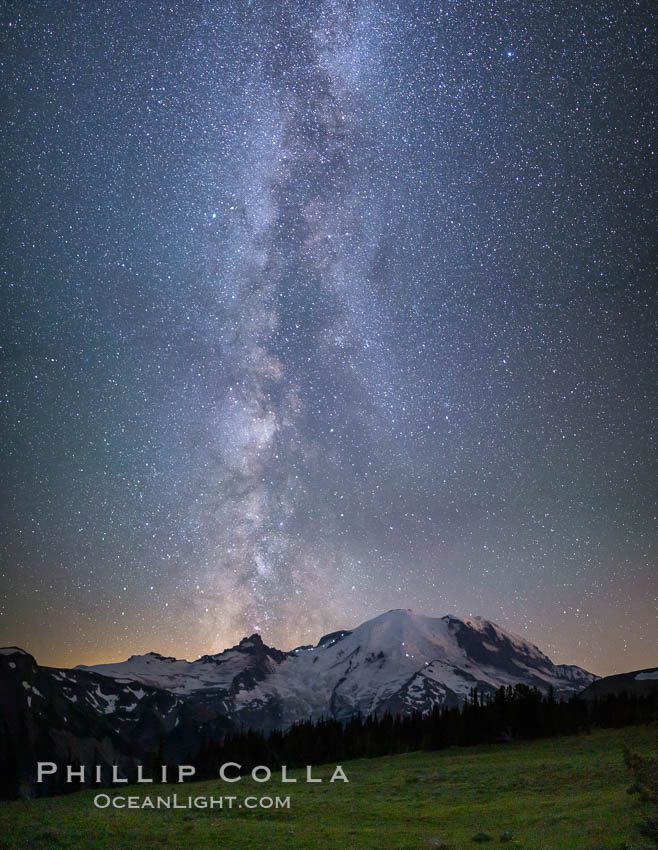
1, 0, 656, 675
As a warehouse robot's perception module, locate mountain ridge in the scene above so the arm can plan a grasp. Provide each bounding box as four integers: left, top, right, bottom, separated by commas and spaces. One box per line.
0, 609, 605, 797
70, 609, 598, 729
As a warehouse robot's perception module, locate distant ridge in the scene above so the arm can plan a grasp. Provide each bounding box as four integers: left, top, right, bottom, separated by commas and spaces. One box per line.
578, 666, 658, 700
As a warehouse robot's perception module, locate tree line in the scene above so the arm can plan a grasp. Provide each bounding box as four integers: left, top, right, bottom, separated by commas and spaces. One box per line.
195, 684, 658, 776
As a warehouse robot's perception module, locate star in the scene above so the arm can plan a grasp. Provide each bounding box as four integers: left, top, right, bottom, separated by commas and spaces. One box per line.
0, 0, 654, 677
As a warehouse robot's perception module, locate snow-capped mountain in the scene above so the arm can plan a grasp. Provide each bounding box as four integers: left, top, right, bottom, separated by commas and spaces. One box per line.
76, 635, 287, 697
77, 609, 599, 730
0, 610, 600, 797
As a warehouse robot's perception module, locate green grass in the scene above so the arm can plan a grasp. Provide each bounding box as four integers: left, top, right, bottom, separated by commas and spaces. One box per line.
1, 725, 656, 849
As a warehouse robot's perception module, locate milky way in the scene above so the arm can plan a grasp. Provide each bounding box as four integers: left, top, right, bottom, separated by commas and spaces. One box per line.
1, 0, 656, 674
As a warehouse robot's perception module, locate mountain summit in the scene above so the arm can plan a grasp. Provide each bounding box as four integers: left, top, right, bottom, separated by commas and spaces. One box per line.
76, 609, 597, 730
0, 610, 600, 797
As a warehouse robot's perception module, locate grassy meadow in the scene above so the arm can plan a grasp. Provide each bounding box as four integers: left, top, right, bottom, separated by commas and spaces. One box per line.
0, 724, 655, 849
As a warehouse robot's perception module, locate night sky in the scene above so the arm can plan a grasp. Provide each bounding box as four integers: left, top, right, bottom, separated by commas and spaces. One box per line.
1, 1, 655, 676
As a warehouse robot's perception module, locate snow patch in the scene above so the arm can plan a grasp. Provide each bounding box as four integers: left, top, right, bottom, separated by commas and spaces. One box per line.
93, 685, 119, 714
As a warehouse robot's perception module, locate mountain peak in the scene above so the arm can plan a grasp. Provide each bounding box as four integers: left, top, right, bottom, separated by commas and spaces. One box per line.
0, 646, 31, 657
316, 629, 352, 648
71, 609, 598, 729
127, 651, 178, 663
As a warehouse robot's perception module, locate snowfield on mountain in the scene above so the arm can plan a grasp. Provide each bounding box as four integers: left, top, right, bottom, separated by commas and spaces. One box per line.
76, 609, 597, 730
